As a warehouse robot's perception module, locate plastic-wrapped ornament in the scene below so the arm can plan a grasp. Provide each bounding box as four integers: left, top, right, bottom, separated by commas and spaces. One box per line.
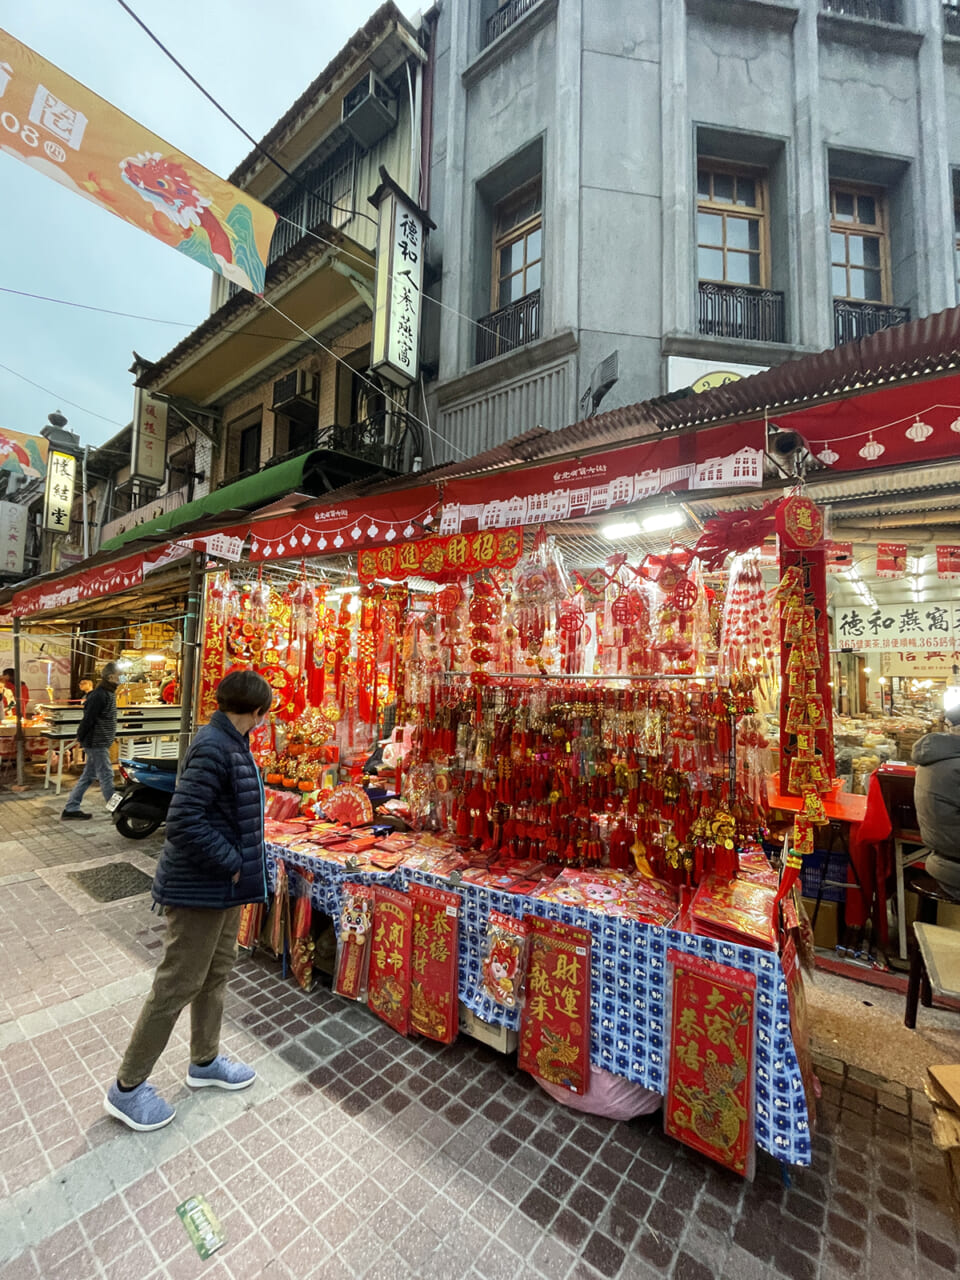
247, 572, 272, 632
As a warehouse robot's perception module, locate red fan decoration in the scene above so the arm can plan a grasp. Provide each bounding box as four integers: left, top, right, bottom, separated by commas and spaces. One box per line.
323, 783, 373, 827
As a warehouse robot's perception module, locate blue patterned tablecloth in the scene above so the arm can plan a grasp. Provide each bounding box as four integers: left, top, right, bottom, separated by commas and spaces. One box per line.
266, 844, 810, 1166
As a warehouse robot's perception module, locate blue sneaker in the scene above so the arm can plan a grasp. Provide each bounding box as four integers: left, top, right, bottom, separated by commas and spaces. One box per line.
186, 1055, 256, 1091
104, 1080, 175, 1131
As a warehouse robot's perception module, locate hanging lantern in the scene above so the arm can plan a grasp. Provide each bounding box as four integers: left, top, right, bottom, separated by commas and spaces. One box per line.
248, 573, 272, 630
817, 444, 839, 465
858, 433, 884, 461
905, 417, 933, 442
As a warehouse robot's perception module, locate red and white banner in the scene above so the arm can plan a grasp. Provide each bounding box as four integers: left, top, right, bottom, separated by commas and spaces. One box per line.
937, 545, 960, 580
10, 541, 195, 616
438, 420, 764, 536
228, 490, 440, 564
875, 542, 908, 579
777, 370, 960, 474
824, 541, 853, 571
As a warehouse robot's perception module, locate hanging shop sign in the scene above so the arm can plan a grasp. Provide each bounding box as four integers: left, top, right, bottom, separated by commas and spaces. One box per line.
0, 501, 28, 575
0, 29, 276, 294
437, 420, 765, 537
875, 542, 908, 579
42, 449, 75, 533
881, 650, 960, 680
937, 545, 960, 580
357, 527, 523, 584
777, 370, 960, 474
370, 172, 432, 387
835, 599, 960, 651
665, 355, 768, 394
824, 541, 853, 571
131, 389, 168, 484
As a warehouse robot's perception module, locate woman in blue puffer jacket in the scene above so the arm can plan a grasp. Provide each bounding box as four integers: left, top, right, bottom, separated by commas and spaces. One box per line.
103, 670, 273, 1132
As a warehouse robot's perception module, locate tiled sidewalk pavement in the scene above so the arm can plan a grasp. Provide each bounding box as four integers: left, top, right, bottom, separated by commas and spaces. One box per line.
0, 790, 957, 1279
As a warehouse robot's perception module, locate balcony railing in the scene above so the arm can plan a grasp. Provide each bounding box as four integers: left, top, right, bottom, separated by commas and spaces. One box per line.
945, 3, 960, 37
475, 290, 541, 364
821, 0, 902, 22
100, 483, 191, 544
484, 0, 539, 47
833, 298, 910, 346
697, 282, 786, 344
315, 409, 425, 475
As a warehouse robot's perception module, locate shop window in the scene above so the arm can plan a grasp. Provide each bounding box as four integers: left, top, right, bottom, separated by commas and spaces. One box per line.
696, 164, 767, 288
829, 183, 888, 302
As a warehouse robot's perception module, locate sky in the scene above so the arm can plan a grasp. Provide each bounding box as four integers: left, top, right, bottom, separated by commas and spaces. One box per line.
0, 0, 418, 450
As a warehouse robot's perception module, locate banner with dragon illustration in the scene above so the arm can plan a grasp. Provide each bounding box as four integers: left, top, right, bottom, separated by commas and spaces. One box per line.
665, 949, 757, 1179
518, 917, 592, 1096
367, 886, 413, 1035
0, 29, 275, 293
409, 885, 460, 1043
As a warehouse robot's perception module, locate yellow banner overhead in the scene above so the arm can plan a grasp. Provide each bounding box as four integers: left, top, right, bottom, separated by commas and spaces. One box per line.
0, 29, 276, 294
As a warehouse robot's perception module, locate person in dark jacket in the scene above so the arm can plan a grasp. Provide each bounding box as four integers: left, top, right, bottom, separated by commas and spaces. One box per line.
61, 662, 119, 820
912, 706, 960, 899
104, 669, 272, 1132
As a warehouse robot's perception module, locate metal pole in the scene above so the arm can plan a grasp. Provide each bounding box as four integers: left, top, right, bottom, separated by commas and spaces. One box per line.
81, 445, 89, 560
177, 551, 205, 764
12, 617, 26, 790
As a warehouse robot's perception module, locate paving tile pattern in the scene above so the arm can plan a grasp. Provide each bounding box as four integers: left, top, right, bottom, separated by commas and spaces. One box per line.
0, 789, 957, 1278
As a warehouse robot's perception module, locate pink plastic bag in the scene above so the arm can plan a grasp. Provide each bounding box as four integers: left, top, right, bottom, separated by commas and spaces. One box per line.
536, 1064, 662, 1120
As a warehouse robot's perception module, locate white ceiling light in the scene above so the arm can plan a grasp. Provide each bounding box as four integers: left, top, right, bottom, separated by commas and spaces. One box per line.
602, 521, 641, 540
641, 509, 685, 533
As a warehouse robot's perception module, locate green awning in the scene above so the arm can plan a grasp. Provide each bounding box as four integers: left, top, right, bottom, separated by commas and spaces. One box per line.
100, 451, 330, 552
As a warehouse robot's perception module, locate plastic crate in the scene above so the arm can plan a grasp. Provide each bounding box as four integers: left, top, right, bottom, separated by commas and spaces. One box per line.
800, 850, 848, 903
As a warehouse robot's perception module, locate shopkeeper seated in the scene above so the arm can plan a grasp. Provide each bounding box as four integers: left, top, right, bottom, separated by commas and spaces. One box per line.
912, 705, 960, 900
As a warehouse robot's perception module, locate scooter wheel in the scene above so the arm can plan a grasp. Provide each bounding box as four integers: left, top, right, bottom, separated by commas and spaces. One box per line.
115, 814, 161, 839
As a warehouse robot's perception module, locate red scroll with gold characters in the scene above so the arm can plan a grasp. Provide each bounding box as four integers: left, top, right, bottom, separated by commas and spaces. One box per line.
518, 917, 592, 1096
665, 950, 757, 1178
357, 527, 523, 584
367, 886, 413, 1035
410, 885, 461, 1043
334, 883, 375, 1001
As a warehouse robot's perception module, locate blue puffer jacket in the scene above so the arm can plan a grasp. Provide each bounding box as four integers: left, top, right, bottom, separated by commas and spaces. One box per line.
152, 711, 267, 909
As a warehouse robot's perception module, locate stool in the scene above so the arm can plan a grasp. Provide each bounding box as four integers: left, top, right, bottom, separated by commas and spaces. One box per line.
904, 870, 960, 1027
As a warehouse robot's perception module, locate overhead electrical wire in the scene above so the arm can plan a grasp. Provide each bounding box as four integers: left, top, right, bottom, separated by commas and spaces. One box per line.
0, 359, 127, 429
113, 0, 377, 227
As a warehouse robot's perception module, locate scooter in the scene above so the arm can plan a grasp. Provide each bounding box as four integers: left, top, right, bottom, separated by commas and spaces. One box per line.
111, 756, 178, 839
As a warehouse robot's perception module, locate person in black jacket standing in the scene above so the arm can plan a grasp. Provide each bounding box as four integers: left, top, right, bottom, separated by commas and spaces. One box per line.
104, 669, 272, 1131
61, 662, 119, 820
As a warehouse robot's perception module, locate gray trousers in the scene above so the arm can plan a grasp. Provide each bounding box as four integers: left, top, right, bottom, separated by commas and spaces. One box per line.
63, 746, 115, 811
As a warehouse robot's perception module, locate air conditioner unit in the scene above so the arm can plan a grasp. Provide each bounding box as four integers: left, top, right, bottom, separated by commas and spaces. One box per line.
341, 71, 397, 150
579, 350, 620, 419
272, 369, 318, 413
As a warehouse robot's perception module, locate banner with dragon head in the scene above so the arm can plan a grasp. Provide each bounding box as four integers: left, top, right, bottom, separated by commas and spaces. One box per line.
0, 29, 276, 294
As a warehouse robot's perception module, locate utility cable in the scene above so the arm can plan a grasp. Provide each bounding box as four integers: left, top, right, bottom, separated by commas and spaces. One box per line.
0, 359, 126, 429
113, 0, 378, 227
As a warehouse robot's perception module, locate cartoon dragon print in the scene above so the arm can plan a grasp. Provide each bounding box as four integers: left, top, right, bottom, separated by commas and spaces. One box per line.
119, 151, 254, 291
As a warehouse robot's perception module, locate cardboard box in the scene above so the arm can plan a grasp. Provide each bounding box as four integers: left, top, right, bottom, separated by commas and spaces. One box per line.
801, 897, 839, 950
458, 1003, 517, 1054
926, 1066, 960, 1215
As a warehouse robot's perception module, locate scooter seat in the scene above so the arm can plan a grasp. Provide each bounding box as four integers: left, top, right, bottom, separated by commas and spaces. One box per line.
121, 756, 179, 773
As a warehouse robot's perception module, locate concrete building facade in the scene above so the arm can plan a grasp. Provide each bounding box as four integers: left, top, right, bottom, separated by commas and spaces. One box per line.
423, 0, 960, 463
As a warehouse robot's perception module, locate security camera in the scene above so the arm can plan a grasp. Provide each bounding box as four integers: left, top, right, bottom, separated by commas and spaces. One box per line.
770, 430, 803, 456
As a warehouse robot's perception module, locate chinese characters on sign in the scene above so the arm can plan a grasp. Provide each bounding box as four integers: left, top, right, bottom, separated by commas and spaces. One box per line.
409, 885, 460, 1044
370, 180, 426, 387
518, 917, 592, 1096
42, 449, 76, 533
357, 527, 523, 584
366, 886, 413, 1035
0, 29, 276, 293
0, 502, 28, 575
131, 389, 168, 484
835, 600, 960, 651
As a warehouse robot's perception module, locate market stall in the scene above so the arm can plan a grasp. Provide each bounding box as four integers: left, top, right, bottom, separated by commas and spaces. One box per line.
193, 487, 822, 1175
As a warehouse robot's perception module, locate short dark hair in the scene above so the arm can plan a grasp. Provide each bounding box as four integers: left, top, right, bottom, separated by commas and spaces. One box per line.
1, 669, 13, 680
216, 669, 272, 715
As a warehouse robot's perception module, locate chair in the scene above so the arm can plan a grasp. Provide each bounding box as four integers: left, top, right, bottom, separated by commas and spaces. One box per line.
904, 869, 960, 1027
876, 766, 927, 960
